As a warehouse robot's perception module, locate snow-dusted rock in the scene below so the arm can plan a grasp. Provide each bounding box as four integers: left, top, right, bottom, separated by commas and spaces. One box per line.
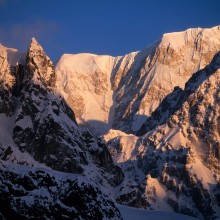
0, 39, 124, 219
13, 38, 85, 173
0, 161, 122, 220
112, 25, 220, 133
104, 51, 220, 219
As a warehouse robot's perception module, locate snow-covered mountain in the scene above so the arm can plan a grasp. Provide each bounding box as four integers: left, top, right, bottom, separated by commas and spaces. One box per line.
0, 39, 123, 219
103, 51, 220, 219
55, 25, 220, 219
0, 25, 220, 220
56, 25, 220, 135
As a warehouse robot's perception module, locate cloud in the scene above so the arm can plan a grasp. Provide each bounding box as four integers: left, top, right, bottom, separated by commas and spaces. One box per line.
0, 18, 60, 50
0, 0, 6, 6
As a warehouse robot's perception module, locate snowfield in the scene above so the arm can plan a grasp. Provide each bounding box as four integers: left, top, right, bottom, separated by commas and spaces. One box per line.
118, 204, 199, 220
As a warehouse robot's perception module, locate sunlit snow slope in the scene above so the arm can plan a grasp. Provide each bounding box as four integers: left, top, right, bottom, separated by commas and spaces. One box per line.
56, 25, 220, 134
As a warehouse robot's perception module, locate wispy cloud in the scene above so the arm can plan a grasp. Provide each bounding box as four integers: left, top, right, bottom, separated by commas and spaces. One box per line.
0, 0, 6, 6
0, 18, 60, 50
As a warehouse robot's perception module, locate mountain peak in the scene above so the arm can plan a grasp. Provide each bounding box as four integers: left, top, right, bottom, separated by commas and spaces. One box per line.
160, 25, 220, 49
28, 37, 43, 52
31, 37, 37, 43
26, 37, 56, 87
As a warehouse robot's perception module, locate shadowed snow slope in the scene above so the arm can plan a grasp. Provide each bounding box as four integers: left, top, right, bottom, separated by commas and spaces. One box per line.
118, 204, 199, 220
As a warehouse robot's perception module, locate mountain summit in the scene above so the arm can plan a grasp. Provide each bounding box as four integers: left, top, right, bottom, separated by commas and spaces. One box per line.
55, 25, 220, 135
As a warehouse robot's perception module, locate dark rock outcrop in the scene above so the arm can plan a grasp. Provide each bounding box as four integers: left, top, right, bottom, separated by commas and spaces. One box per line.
0, 162, 122, 220
0, 39, 124, 219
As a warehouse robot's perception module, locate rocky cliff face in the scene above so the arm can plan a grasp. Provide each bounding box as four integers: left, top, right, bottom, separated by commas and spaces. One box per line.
112, 26, 220, 133
137, 49, 220, 136
0, 39, 123, 219
0, 44, 25, 115
13, 38, 86, 173
104, 51, 220, 219
56, 26, 220, 134
0, 161, 122, 220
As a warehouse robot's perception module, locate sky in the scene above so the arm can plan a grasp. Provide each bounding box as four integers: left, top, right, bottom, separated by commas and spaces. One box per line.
0, 0, 220, 61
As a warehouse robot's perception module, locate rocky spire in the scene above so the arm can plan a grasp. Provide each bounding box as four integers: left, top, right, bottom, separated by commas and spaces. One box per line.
25, 37, 56, 87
